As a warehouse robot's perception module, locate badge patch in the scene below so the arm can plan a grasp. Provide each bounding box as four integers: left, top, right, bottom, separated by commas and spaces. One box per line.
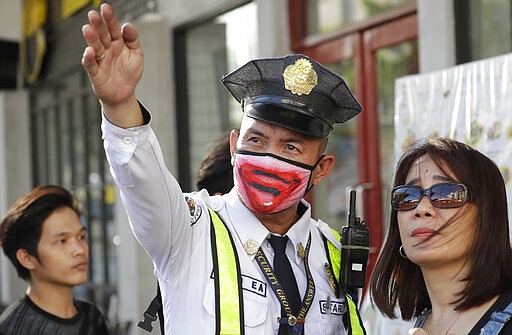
241, 275, 267, 297
185, 196, 202, 225
319, 300, 347, 315
243, 239, 259, 255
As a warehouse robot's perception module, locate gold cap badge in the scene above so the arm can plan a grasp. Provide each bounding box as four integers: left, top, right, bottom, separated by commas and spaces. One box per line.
283, 58, 318, 96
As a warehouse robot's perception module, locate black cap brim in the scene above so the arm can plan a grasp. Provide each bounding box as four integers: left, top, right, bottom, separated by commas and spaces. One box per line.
244, 99, 332, 138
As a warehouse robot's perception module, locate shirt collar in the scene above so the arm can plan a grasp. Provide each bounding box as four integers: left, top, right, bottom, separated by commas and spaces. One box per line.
283, 200, 311, 264
223, 189, 311, 263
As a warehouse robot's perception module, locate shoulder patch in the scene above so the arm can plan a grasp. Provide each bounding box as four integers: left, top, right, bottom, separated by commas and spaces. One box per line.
185, 196, 202, 225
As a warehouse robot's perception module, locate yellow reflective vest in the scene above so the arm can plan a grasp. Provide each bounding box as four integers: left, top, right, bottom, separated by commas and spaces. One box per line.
208, 207, 366, 335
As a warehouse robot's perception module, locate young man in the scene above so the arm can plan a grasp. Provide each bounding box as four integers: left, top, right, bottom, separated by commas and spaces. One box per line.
0, 185, 109, 335
82, 3, 367, 334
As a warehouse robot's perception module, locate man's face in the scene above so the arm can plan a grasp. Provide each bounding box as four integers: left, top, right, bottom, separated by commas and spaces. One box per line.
232, 116, 326, 166
29, 207, 89, 287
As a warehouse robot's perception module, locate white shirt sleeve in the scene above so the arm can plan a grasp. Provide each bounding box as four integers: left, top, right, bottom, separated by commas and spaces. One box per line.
101, 108, 198, 279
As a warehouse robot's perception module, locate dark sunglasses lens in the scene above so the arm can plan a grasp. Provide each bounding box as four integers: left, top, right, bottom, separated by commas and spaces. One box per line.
392, 185, 421, 210
430, 183, 467, 208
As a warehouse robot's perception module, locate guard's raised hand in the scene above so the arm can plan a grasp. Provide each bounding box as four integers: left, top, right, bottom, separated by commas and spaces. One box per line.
82, 3, 143, 126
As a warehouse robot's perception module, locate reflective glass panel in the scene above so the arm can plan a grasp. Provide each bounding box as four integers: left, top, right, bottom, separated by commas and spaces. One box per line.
313, 60, 358, 231
376, 40, 418, 227
307, 0, 413, 35
469, 0, 512, 60
182, 3, 258, 190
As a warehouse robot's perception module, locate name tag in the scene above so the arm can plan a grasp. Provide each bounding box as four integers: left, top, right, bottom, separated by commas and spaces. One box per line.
319, 300, 347, 315
242, 275, 267, 297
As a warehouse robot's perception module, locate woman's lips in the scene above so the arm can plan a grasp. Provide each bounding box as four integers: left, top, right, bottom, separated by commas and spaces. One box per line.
411, 227, 435, 238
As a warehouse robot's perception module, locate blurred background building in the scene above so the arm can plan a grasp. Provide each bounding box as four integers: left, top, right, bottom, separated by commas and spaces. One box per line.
0, 0, 511, 333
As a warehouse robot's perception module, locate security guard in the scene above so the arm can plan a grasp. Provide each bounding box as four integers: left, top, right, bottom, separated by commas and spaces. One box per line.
82, 3, 367, 335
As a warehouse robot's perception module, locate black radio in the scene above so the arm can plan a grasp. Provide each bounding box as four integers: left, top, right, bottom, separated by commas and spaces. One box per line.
340, 190, 370, 288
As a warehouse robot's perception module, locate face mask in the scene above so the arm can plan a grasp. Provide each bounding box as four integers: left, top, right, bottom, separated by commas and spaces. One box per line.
234, 150, 321, 214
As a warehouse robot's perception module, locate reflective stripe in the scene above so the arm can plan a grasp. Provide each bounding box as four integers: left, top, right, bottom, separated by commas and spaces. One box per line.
345, 296, 365, 335
208, 209, 365, 335
327, 229, 342, 284
328, 228, 366, 335
209, 208, 244, 335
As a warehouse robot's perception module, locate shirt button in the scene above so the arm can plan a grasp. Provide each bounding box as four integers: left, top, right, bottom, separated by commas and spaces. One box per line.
123, 136, 133, 144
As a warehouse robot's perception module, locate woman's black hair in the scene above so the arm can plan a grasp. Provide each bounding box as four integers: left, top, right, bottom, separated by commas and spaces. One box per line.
370, 137, 512, 319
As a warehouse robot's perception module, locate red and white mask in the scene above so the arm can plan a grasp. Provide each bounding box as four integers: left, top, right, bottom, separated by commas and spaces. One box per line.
234, 150, 319, 214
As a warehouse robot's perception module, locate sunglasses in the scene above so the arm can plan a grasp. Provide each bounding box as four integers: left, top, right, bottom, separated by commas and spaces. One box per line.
391, 182, 469, 211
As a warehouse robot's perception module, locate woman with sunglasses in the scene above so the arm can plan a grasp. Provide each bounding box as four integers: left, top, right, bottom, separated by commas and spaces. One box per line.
369, 137, 512, 335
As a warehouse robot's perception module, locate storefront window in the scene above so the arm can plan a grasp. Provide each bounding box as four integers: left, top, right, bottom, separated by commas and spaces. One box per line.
306, 0, 413, 35
455, 0, 512, 62
313, 61, 358, 231
30, 71, 116, 303
376, 41, 418, 228
174, 2, 258, 191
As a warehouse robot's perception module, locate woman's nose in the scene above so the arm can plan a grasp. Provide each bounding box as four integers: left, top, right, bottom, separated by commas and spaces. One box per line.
414, 195, 434, 217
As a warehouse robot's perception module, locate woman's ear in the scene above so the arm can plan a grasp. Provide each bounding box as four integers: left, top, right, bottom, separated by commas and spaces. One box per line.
16, 249, 37, 271
311, 154, 335, 186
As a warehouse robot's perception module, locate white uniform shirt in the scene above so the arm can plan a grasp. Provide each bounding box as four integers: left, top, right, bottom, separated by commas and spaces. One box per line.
102, 111, 349, 335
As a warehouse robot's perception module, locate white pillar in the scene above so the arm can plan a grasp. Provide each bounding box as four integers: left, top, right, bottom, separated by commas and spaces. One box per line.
417, 0, 457, 73
257, 0, 291, 57
0, 90, 30, 305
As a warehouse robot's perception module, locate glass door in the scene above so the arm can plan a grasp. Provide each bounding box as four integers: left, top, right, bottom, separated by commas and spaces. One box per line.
358, 11, 418, 280
294, 5, 418, 282
299, 34, 363, 234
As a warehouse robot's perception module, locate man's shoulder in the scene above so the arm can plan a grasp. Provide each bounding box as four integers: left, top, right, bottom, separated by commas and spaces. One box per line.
311, 219, 341, 248
310, 218, 334, 235
74, 299, 98, 311
74, 299, 107, 321
188, 189, 235, 218
0, 297, 26, 317
74, 299, 109, 334
0, 297, 31, 330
